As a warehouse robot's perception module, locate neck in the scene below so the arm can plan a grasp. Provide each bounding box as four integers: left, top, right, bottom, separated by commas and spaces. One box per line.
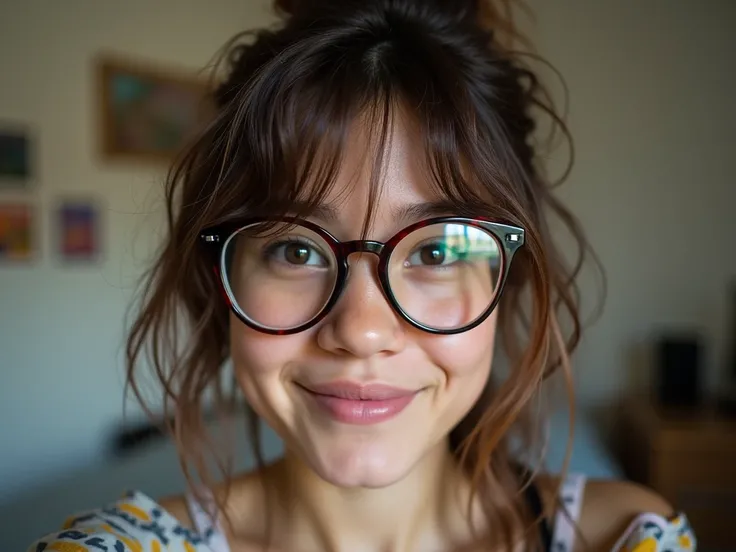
264, 442, 477, 551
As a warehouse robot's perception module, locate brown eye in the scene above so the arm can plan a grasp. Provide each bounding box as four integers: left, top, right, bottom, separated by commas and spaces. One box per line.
285, 243, 311, 265
419, 244, 446, 266
264, 239, 328, 267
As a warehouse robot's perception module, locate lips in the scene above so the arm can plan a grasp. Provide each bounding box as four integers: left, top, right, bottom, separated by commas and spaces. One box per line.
298, 381, 419, 425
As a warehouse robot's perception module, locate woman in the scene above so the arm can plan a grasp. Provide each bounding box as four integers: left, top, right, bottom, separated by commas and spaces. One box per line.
29, 0, 696, 550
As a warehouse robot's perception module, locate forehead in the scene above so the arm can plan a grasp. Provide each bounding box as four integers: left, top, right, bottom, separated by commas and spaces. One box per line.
300, 110, 449, 228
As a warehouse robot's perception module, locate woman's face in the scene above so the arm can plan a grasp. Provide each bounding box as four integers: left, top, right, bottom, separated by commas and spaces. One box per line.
230, 116, 498, 488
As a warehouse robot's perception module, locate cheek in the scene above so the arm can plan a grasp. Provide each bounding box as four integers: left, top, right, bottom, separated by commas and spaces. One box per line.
228, 314, 308, 421
423, 311, 498, 380
420, 311, 498, 417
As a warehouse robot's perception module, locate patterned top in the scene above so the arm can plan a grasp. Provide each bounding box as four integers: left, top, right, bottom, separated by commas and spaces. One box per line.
27, 484, 697, 552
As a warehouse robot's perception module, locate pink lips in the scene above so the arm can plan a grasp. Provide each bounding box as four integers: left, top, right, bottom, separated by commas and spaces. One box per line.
299, 381, 418, 425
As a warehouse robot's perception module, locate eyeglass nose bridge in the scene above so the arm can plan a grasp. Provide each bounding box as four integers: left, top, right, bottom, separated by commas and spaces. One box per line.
338, 240, 385, 257
333, 239, 394, 313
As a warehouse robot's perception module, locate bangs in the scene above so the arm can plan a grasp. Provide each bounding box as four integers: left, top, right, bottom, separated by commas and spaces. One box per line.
200, 3, 528, 237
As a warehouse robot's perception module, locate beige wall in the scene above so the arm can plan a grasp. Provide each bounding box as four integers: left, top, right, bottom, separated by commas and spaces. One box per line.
0, 0, 277, 499
523, 0, 736, 402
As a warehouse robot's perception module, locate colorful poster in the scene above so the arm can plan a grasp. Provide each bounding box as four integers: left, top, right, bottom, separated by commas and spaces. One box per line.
58, 200, 101, 261
0, 203, 34, 261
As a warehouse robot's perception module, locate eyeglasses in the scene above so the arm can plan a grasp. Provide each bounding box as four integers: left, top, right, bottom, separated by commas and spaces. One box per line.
200, 216, 524, 335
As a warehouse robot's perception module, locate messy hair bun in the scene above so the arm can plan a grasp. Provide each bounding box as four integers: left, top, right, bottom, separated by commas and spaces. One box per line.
273, 0, 533, 50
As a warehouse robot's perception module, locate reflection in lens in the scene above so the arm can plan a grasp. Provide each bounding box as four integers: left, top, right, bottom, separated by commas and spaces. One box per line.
388, 222, 502, 330
222, 222, 337, 331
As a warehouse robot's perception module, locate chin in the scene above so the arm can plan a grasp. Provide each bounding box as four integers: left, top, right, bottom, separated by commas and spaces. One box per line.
306, 438, 423, 489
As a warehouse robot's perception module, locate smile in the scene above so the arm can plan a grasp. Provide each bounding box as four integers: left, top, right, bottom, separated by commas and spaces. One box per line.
297, 381, 419, 425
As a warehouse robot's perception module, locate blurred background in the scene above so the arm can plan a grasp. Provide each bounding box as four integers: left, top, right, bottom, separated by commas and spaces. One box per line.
1, 0, 735, 550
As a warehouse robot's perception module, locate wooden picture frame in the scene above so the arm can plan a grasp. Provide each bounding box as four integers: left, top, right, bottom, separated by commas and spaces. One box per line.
96, 54, 212, 164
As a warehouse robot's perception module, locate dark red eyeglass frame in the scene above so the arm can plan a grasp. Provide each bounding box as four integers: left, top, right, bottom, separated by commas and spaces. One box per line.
200, 216, 525, 335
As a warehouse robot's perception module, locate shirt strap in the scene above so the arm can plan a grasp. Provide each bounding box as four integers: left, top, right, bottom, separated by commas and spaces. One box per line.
550, 473, 587, 551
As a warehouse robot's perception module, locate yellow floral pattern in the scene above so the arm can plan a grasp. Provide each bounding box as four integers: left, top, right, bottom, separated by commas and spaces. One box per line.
26, 492, 216, 552
614, 513, 696, 552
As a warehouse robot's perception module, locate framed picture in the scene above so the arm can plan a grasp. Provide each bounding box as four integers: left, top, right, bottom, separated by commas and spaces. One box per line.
0, 203, 34, 262
0, 126, 32, 187
56, 198, 101, 262
96, 54, 212, 163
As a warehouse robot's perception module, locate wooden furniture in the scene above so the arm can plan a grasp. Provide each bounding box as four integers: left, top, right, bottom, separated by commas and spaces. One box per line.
616, 398, 736, 549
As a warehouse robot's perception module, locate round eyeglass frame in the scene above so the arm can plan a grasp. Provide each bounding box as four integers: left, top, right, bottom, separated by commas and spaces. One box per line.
200, 216, 525, 336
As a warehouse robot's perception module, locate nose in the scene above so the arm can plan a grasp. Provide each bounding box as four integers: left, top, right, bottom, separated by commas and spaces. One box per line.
316, 258, 406, 358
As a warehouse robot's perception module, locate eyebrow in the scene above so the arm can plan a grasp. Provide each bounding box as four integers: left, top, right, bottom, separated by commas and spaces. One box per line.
393, 200, 460, 221
289, 200, 460, 223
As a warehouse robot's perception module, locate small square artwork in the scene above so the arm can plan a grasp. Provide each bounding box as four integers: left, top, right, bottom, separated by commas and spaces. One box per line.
0, 203, 34, 262
0, 130, 31, 185
57, 199, 101, 262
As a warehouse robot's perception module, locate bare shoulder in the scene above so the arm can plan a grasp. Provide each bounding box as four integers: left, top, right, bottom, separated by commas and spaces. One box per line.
533, 475, 674, 551
577, 479, 674, 550
157, 471, 275, 551
582, 479, 673, 516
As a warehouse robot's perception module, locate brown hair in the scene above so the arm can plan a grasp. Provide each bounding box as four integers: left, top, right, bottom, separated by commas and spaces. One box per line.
126, 0, 602, 549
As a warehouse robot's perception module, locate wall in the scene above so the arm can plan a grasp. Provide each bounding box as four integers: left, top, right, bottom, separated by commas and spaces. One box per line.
1, 0, 735, 512
0, 0, 276, 501
525, 0, 736, 403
